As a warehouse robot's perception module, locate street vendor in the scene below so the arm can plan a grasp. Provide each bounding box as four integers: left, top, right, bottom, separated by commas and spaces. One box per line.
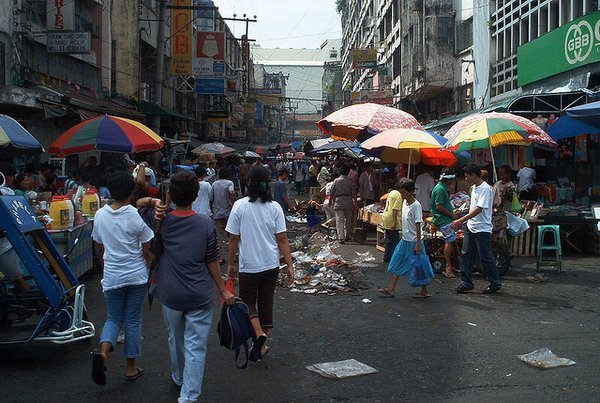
358, 163, 376, 205
493, 165, 516, 212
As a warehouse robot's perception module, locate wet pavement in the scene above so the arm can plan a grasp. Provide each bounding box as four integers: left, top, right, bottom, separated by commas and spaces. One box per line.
1, 234, 600, 402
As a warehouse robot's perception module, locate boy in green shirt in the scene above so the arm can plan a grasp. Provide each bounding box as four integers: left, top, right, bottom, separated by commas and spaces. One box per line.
430, 168, 458, 278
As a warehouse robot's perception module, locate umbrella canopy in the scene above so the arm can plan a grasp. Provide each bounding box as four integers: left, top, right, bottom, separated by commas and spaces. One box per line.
444, 112, 555, 151
252, 145, 268, 155
316, 103, 423, 142
0, 114, 44, 152
243, 150, 261, 158
311, 140, 358, 154
546, 101, 600, 140
361, 129, 467, 167
49, 115, 163, 156
191, 142, 236, 157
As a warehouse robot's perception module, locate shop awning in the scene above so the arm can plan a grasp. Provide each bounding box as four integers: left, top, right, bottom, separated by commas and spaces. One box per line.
546, 100, 600, 140
424, 98, 514, 134
139, 101, 195, 121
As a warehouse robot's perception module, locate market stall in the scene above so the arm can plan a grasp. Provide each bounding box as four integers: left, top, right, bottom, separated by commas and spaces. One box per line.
48, 221, 94, 278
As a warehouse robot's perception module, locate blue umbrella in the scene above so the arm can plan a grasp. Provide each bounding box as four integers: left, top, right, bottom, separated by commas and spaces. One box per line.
0, 114, 44, 151
546, 101, 600, 140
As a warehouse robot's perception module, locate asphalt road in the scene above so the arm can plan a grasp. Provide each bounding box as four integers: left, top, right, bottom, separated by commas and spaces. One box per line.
1, 240, 599, 402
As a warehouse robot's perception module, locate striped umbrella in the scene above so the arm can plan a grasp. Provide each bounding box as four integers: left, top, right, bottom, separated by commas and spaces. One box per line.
0, 114, 44, 152
316, 103, 423, 142
444, 112, 556, 151
49, 115, 164, 156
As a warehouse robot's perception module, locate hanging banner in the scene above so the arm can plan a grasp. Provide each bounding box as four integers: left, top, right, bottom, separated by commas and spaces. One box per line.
171, 0, 193, 75
47, 0, 75, 31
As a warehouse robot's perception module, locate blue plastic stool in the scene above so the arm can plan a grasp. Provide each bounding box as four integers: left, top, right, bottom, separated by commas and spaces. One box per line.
536, 225, 562, 273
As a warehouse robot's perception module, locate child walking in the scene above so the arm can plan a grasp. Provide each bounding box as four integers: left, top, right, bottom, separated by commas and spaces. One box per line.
378, 178, 434, 298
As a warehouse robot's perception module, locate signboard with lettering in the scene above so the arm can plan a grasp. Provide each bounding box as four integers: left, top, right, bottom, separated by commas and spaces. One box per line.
171, 0, 193, 75
195, 78, 225, 94
196, 32, 225, 60
47, 0, 75, 31
207, 110, 228, 122
47, 32, 91, 54
352, 48, 378, 69
518, 11, 600, 86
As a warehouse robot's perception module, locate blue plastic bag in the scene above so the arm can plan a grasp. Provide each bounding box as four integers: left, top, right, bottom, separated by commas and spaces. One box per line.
408, 254, 435, 287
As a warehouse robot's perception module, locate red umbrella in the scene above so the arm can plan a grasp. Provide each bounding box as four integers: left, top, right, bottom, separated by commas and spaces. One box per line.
316, 103, 423, 142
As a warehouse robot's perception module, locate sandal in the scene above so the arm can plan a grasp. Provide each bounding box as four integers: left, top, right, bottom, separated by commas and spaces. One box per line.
249, 334, 267, 362
413, 293, 431, 298
442, 271, 456, 278
377, 288, 395, 298
126, 367, 144, 381
91, 352, 107, 386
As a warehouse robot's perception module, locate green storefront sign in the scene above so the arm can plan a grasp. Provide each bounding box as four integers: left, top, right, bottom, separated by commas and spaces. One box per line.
518, 11, 600, 87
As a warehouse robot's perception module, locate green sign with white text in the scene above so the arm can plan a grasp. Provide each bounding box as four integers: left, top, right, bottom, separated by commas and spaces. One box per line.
518, 11, 600, 87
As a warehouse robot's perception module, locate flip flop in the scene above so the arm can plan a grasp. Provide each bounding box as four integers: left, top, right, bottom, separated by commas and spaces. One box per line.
261, 345, 270, 357
377, 288, 395, 298
413, 293, 431, 298
126, 367, 144, 381
442, 271, 456, 278
91, 352, 107, 386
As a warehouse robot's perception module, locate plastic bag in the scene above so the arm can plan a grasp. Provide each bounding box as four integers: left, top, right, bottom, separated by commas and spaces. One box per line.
506, 211, 530, 236
408, 254, 435, 287
518, 347, 576, 369
510, 192, 521, 212
220, 277, 236, 304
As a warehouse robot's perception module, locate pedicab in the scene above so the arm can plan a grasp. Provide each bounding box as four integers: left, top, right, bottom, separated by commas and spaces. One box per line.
0, 195, 95, 344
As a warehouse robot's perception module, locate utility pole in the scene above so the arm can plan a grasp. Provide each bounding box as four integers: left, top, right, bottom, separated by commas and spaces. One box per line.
221, 15, 257, 97
152, 0, 167, 136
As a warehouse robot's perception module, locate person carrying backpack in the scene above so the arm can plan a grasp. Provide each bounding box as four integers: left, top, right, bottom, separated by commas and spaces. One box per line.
150, 171, 234, 402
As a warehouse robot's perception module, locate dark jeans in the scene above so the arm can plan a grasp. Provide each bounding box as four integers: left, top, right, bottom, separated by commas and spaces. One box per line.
383, 229, 400, 263
459, 229, 502, 289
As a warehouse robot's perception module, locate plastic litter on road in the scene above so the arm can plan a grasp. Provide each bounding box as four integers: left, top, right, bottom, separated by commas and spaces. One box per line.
518, 347, 576, 369
306, 359, 378, 379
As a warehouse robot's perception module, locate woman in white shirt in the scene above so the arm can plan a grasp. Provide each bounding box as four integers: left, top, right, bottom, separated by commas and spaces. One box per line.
226, 166, 294, 362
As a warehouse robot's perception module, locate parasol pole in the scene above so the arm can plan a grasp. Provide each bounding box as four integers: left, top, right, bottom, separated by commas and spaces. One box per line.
407, 149, 412, 179
488, 141, 498, 183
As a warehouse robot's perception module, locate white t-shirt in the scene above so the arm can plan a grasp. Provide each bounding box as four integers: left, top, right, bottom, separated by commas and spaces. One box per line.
415, 173, 436, 211
92, 204, 154, 291
192, 180, 213, 216
517, 167, 536, 192
467, 181, 494, 233
226, 197, 286, 273
212, 179, 235, 219
401, 199, 423, 242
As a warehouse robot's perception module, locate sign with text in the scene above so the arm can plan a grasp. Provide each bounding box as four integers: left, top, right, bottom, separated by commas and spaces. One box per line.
195, 78, 225, 94
171, 0, 193, 75
352, 48, 377, 69
518, 11, 600, 86
229, 130, 247, 140
47, 32, 90, 53
47, 0, 75, 31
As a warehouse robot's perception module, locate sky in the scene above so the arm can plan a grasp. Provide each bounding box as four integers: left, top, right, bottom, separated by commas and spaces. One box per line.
214, 0, 342, 49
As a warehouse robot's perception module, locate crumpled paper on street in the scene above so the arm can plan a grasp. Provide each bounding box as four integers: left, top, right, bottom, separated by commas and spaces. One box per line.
306, 359, 378, 379
518, 347, 576, 369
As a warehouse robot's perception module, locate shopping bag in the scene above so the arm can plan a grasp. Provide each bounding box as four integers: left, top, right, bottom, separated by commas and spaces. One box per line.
408, 253, 435, 287
510, 192, 521, 212
506, 211, 530, 236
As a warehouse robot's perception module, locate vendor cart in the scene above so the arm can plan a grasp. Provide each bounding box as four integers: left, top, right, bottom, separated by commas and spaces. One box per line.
0, 195, 95, 344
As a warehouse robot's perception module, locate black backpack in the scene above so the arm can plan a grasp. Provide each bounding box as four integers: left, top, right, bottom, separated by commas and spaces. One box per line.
217, 298, 257, 369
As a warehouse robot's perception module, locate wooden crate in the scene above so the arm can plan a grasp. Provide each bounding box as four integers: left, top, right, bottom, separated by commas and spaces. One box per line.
370, 212, 383, 226
360, 208, 371, 223
510, 223, 538, 257
376, 225, 386, 252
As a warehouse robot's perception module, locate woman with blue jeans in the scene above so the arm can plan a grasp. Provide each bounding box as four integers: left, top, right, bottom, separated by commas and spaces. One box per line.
91, 171, 154, 385
151, 171, 234, 403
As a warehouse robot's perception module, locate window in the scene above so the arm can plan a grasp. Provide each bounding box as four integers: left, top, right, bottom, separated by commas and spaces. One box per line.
330, 50, 338, 58
455, 17, 473, 53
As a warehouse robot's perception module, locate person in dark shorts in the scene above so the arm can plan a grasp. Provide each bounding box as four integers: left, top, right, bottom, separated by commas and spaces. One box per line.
226, 166, 294, 362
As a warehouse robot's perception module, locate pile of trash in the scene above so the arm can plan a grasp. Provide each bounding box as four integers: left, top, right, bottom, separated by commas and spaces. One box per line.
278, 231, 372, 295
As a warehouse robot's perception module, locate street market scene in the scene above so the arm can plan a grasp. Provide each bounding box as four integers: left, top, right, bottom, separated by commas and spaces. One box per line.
1, 0, 600, 401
